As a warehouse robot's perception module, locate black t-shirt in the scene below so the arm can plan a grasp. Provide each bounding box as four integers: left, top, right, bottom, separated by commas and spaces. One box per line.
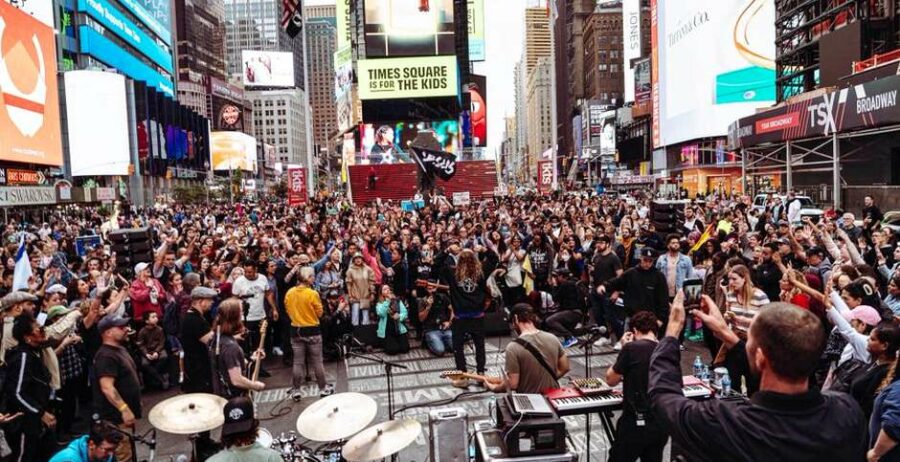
211, 335, 245, 398
445, 271, 487, 320
180, 308, 212, 392
592, 252, 622, 286
612, 339, 657, 417
421, 292, 452, 330
93, 344, 142, 423
850, 362, 889, 418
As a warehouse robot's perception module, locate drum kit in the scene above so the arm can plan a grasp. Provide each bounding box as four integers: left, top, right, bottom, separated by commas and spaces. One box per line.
149, 392, 421, 462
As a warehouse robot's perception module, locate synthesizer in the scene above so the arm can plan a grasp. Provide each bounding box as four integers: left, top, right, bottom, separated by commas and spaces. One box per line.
548, 384, 712, 415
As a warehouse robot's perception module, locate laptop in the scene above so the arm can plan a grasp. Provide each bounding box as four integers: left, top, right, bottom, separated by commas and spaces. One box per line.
501, 368, 554, 416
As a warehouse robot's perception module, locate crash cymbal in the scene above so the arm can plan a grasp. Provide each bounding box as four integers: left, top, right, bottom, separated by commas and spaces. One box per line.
296, 392, 377, 442
341, 419, 421, 462
148, 393, 227, 435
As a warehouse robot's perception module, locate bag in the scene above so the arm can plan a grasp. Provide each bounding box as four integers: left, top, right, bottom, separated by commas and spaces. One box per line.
828, 358, 867, 393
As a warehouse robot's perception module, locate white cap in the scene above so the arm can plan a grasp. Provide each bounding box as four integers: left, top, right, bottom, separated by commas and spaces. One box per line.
134, 262, 150, 274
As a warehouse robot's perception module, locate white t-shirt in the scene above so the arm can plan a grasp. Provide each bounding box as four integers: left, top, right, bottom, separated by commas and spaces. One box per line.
232, 275, 270, 322
787, 199, 802, 223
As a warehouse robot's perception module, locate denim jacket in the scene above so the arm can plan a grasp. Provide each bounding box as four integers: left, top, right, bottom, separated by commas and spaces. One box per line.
655, 253, 695, 290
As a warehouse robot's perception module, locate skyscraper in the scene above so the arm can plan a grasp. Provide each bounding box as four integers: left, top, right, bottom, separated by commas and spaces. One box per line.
223, 0, 305, 89
176, 0, 227, 82
523, 7, 552, 75
304, 5, 337, 154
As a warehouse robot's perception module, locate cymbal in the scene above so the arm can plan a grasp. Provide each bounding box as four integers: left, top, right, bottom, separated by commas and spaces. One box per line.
296, 392, 377, 442
341, 419, 421, 462
148, 393, 227, 435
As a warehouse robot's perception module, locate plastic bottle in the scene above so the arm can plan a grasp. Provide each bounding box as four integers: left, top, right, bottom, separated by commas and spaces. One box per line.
701, 365, 711, 388
693, 355, 703, 378
721, 372, 732, 398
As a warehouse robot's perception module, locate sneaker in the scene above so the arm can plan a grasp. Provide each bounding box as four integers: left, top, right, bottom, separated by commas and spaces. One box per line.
613, 341, 623, 351
273, 347, 284, 356
320, 384, 335, 397
593, 337, 612, 348
561, 337, 578, 348
451, 378, 470, 389
290, 389, 304, 402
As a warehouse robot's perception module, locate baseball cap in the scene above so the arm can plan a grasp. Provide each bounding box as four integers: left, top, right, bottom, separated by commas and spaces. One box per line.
134, 262, 150, 274
777, 220, 790, 227
326, 290, 340, 298
846, 305, 882, 327
639, 247, 657, 259
98, 315, 131, 333
221, 396, 256, 438
191, 287, 218, 299
807, 246, 826, 258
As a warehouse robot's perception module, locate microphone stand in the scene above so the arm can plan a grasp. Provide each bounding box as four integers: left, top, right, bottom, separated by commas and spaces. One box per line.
95, 416, 158, 461
576, 328, 606, 462
345, 351, 407, 419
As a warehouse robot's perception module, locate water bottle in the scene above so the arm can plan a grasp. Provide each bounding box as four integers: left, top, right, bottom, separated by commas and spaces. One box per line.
720, 372, 732, 398
701, 365, 711, 388
692, 355, 703, 378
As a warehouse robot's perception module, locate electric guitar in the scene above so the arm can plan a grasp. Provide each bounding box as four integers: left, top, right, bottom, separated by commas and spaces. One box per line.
249, 320, 268, 401
439, 370, 503, 385
415, 279, 450, 291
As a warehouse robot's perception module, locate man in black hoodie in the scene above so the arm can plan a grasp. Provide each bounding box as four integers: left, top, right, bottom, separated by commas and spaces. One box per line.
5, 314, 55, 462
598, 247, 669, 332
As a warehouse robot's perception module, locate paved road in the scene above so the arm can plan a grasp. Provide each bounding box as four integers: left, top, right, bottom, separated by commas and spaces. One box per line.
130, 336, 709, 461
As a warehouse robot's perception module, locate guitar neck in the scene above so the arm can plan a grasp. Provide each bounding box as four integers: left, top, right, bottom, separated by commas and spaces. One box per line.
250, 322, 268, 383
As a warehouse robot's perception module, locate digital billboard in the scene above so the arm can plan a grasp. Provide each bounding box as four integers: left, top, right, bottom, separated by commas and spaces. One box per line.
358, 56, 458, 100
79, 25, 174, 96
3, 0, 54, 27
467, 0, 484, 61
652, 0, 776, 148
0, 0, 63, 166
468, 74, 486, 147
211, 131, 257, 172
65, 71, 129, 176
622, 0, 641, 103
336, 0, 351, 51
118, 0, 170, 45
364, 0, 455, 57
359, 120, 458, 165
242, 50, 294, 88
77, 0, 173, 73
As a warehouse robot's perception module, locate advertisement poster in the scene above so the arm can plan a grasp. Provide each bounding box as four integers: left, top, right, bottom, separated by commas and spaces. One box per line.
653, 0, 776, 147
364, 0, 455, 58
538, 160, 553, 195
65, 71, 130, 176
468, 74, 487, 147
336, 0, 351, 51
242, 50, 294, 88
341, 132, 355, 182
0, 0, 63, 166
358, 56, 458, 100
359, 120, 459, 164
634, 58, 651, 106
210, 131, 257, 172
467, 0, 484, 61
288, 167, 306, 206
281, 0, 302, 38
622, 0, 641, 103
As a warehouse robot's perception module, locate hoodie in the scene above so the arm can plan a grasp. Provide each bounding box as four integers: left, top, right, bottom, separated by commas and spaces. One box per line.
605, 265, 669, 317
49, 435, 115, 462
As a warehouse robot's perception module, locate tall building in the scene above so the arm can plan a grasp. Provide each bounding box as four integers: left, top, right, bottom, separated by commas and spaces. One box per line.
526, 57, 554, 180
304, 5, 337, 154
223, 0, 305, 89
582, 4, 624, 104
523, 7, 551, 75
249, 89, 310, 166
175, 0, 227, 82
553, 0, 594, 162
513, 59, 528, 181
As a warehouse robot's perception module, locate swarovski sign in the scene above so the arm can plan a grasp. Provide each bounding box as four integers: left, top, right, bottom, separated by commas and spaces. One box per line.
0, 186, 55, 206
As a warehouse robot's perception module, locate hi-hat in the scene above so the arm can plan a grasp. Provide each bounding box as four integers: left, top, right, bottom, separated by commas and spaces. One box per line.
296, 392, 377, 442
148, 393, 227, 435
341, 419, 421, 462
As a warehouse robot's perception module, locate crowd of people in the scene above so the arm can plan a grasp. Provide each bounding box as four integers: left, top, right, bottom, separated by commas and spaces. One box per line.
0, 189, 896, 461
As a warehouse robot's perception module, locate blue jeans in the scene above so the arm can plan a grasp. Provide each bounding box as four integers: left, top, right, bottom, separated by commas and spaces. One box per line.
350, 302, 370, 326
423, 329, 453, 356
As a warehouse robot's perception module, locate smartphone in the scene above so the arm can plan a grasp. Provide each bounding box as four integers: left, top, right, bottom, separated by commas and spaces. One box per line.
684, 278, 703, 309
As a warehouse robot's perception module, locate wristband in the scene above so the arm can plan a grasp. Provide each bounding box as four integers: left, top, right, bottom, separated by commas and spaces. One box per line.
118, 403, 129, 412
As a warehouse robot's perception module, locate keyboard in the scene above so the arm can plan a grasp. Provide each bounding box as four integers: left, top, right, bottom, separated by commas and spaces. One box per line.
514, 395, 534, 411
548, 386, 712, 415
682, 384, 712, 399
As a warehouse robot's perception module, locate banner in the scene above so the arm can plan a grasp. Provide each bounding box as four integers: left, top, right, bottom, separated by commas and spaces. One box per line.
467, 0, 485, 61
622, 0, 641, 103
281, 0, 302, 38
729, 74, 900, 148
411, 146, 457, 181
336, 0, 351, 51
288, 167, 306, 206
538, 160, 553, 195
358, 56, 458, 100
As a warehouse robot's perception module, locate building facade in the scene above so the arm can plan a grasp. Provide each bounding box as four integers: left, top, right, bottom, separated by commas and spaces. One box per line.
304, 5, 337, 155
223, 0, 305, 89
175, 0, 227, 82
553, 0, 594, 164
526, 57, 554, 180
248, 89, 310, 167
583, 5, 624, 105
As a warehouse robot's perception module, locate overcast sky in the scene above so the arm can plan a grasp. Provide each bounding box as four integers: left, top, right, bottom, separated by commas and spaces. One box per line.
305, 0, 527, 156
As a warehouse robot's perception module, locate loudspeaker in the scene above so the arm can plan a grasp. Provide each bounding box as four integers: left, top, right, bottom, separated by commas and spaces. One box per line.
109, 227, 153, 276
352, 324, 379, 347
429, 408, 468, 462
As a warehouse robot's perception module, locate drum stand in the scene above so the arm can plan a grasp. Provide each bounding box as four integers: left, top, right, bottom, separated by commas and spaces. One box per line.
345, 351, 407, 418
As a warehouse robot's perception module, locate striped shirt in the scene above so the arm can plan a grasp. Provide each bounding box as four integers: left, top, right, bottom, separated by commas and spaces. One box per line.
726, 288, 770, 334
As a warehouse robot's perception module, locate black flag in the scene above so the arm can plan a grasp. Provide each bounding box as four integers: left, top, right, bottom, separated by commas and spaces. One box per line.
411, 146, 457, 181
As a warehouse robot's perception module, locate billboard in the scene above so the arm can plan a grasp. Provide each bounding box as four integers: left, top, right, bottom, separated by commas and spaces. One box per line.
537, 160, 553, 194
468, 74, 486, 147
359, 120, 459, 165
467, 0, 484, 61
281, 0, 302, 38
622, 0, 641, 103
364, 0, 455, 57
634, 58, 651, 105
64, 71, 130, 176
652, 0, 776, 148
77, 0, 173, 73
287, 166, 306, 205
358, 56, 458, 100
118, 0, 171, 44
79, 25, 174, 96
334, 47, 352, 99
3, 0, 53, 27
211, 131, 257, 172
242, 50, 294, 88
0, 0, 63, 166
336, 0, 351, 51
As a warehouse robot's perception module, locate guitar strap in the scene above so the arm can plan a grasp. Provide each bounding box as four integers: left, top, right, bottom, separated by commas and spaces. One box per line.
512, 338, 559, 388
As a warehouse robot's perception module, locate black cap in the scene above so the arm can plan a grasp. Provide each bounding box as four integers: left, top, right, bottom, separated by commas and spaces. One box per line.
639, 247, 657, 259
221, 396, 255, 438
326, 290, 340, 298
808, 246, 826, 257
596, 235, 611, 244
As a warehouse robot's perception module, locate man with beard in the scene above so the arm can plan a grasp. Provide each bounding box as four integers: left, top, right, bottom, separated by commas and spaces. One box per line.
649, 294, 866, 461
484, 303, 570, 393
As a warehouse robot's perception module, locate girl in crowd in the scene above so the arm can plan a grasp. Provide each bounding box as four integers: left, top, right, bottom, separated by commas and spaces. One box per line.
375, 285, 409, 355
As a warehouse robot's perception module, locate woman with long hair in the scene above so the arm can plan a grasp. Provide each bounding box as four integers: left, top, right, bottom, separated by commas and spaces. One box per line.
210, 298, 265, 398
723, 264, 771, 334
375, 285, 409, 355
446, 249, 488, 387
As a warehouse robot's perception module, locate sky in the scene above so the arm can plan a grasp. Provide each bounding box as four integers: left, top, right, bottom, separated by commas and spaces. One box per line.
305, 0, 527, 156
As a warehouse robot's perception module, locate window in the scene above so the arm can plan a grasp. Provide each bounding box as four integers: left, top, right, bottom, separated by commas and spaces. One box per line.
611, 64, 620, 74
598, 63, 608, 72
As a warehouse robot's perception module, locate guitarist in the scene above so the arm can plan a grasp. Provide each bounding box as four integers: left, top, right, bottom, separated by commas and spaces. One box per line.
210, 298, 265, 399
484, 303, 570, 394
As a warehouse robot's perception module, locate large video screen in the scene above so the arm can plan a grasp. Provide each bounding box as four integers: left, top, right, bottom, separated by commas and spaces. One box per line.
358, 56, 458, 100
364, 0, 455, 57
652, 0, 776, 148
359, 120, 459, 165
65, 71, 129, 176
211, 131, 257, 172
241, 50, 294, 88
0, 0, 62, 166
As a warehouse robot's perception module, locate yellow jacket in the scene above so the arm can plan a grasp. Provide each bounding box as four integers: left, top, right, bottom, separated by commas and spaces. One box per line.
284, 286, 323, 328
